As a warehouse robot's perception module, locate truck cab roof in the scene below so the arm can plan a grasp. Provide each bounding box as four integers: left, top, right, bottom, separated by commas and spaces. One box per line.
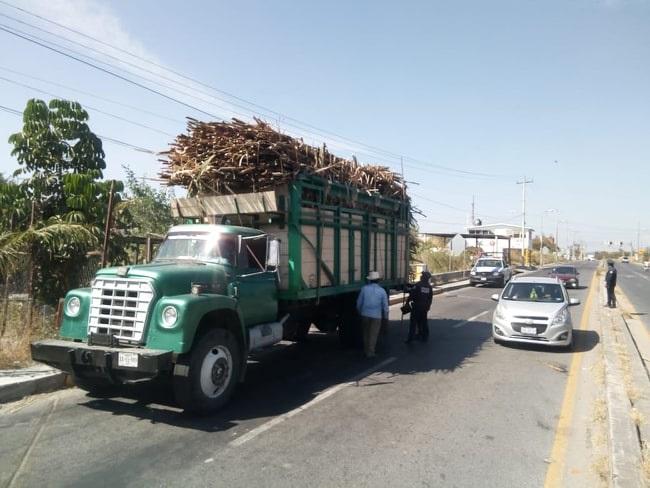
167, 224, 265, 237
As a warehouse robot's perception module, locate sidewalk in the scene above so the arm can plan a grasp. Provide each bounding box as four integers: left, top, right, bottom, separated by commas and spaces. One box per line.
0, 364, 68, 405
548, 267, 650, 487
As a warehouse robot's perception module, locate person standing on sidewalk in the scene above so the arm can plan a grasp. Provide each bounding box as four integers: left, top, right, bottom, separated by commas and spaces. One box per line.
605, 259, 618, 308
405, 271, 433, 343
356, 271, 389, 358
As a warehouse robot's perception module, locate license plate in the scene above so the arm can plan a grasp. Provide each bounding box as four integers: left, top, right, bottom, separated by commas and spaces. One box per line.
481, 277, 487, 281
521, 326, 537, 335
118, 352, 139, 368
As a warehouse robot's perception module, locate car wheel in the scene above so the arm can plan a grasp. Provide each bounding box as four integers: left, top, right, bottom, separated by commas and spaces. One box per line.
173, 328, 241, 414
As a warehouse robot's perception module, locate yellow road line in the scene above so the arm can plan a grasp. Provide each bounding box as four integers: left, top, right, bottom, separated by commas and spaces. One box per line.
543, 269, 599, 488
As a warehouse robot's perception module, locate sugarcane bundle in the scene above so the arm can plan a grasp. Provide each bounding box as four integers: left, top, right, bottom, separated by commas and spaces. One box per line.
160, 118, 407, 199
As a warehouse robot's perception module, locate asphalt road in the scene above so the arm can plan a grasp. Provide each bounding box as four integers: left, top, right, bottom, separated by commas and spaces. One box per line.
614, 261, 650, 329
0, 264, 598, 488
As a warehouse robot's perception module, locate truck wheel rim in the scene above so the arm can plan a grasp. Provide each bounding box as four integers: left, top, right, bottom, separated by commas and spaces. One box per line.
200, 346, 232, 398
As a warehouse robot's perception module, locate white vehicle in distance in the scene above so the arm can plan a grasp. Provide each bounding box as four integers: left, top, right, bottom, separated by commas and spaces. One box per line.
491, 277, 580, 349
469, 257, 512, 287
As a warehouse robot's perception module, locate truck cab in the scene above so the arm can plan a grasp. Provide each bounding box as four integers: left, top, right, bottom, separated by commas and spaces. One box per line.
32, 224, 285, 412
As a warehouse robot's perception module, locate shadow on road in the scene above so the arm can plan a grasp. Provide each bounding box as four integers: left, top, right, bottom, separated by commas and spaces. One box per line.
79, 315, 492, 431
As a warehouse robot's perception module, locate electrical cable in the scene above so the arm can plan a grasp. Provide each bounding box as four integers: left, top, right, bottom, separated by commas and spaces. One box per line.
0, 4, 508, 179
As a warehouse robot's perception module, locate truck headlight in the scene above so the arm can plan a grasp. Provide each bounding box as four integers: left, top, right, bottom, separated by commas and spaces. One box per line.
162, 306, 178, 328
551, 308, 569, 327
66, 296, 81, 317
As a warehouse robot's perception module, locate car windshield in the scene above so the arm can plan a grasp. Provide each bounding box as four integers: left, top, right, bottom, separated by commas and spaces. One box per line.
502, 282, 565, 302
476, 259, 501, 268
553, 267, 576, 274
155, 232, 238, 265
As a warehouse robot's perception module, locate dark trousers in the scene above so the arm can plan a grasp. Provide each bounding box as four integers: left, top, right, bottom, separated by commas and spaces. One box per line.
407, 309, 429, 342
607, 285, 616, 308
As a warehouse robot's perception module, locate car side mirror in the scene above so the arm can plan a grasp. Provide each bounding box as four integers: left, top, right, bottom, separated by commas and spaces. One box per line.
569, 297, 580, 306
491, 293, 499, 301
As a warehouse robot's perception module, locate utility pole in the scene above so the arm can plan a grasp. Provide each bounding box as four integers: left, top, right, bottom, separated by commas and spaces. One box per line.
516, 177, 533, 265
471, 195, 475, 223
637, 222, 641, 259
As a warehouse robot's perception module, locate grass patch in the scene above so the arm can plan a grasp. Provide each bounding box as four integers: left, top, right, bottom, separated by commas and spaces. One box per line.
631, 408, 645, 427
0, 301, 58, 369
592, 456, 610, 485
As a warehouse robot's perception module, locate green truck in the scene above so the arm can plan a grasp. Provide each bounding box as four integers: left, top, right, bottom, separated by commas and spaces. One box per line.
31, 175, 410, 412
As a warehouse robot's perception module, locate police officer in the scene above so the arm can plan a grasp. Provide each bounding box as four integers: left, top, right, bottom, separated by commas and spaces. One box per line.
605, 259, 617, 308
406, 271, 433, 343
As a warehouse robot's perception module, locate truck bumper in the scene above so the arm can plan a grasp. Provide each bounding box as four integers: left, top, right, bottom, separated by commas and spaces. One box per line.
470, 275, 503, 285
31, 339, 174, 378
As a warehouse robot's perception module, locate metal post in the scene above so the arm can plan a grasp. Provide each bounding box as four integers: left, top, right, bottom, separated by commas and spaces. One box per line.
101, 180, 116, 268
516, 177, 533, 266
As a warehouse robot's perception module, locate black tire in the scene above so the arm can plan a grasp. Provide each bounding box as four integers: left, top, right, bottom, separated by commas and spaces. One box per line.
173, 328, 242, 414
493, 337, 504, 346
72, 373, 119, 396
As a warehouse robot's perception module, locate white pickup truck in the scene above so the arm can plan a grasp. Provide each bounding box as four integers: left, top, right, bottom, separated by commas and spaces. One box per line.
469, 257, 512, 287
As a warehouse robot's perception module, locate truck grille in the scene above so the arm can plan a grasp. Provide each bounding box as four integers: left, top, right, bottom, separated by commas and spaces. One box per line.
88, 278, 155, 343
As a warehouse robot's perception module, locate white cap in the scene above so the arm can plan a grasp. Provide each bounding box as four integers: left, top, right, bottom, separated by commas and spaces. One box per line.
367, 271, 380, 281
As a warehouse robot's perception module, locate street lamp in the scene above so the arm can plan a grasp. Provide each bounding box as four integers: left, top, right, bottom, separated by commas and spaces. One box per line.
540, 209, 557, 267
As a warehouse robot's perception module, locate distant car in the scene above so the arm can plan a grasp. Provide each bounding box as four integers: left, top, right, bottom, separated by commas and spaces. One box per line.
469, 258, 512, 287
621, 256, 629, 263
587, 255, 595, 261
644, 261, 649, 272
491, 277, 580, 349
549, 266, 580, 288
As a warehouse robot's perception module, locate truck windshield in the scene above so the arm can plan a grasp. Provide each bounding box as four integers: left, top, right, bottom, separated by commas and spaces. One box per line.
155, 232, 238, 265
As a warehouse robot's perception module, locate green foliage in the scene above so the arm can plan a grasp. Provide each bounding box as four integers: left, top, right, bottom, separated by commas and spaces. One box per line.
1, 98, 117, 303
118, 166, 174, 237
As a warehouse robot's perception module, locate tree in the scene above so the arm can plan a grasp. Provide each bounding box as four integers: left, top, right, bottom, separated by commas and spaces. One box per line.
118, 166, 175, 237
1, 99, 117, 302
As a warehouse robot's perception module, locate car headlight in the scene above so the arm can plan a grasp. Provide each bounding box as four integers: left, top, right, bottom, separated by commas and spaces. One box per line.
495, 307, 507, 321
66, 296, 81, 317
492, 271, 502, 276
470, 270, 476, 275
551, 308, 569, 327
161, 306, 178, 328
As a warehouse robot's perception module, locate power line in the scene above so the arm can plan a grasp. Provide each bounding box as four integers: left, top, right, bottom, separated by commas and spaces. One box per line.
0, 24, 222, 120
0, 75, 175, 136
0, 3, 507, 180
0, 103, 157, 154
0, 65, 183, 125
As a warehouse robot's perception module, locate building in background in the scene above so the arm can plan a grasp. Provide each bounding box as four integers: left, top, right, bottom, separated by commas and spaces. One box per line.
465, 223, 534, 255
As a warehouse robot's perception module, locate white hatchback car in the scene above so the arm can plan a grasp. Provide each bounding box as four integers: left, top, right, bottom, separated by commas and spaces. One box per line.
491, 277, 580, 348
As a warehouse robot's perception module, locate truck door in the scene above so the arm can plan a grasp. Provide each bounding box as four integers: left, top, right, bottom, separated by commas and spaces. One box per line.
233, 235, 278, 326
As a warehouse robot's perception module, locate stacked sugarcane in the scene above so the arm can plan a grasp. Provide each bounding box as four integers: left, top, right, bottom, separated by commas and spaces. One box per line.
160, 118, 407, 199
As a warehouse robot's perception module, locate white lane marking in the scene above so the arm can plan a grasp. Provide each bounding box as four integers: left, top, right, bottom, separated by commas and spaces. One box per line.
229, 356, 397, 447
452, 310, 490, 328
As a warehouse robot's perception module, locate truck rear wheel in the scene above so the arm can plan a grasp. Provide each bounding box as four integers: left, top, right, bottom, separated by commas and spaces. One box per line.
173, 328, 241, 414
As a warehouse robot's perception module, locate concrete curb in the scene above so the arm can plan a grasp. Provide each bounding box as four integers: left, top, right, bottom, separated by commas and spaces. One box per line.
598, 282, 646, 487
0, 366, 69, 404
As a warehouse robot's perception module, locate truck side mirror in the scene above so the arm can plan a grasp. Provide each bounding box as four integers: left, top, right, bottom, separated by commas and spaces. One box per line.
267, 238, 280, 270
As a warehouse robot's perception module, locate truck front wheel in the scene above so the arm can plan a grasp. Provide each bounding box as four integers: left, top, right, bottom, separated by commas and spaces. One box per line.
173, 328, 241, 413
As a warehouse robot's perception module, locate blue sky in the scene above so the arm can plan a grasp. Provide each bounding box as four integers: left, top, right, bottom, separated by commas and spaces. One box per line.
0, 0, 648, 251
